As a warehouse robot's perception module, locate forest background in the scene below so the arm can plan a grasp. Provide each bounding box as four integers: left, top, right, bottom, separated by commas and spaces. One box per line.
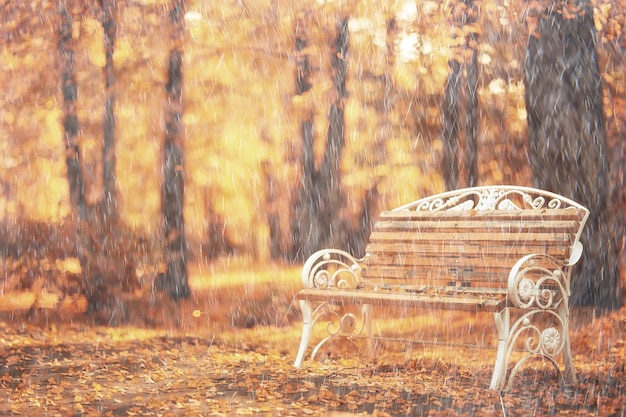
0, 0, 625, 322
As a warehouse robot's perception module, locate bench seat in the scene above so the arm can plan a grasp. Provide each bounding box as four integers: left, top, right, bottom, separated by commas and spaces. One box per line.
297, 288, 506, 311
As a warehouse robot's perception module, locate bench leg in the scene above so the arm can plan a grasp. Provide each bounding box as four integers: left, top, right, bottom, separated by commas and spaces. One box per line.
560, 303, 577, 386
294, 299, 314, 368
490, 308, 510, 391
362, 304, 373, 358
492, 306, 577, 392
562, 331, 577, 385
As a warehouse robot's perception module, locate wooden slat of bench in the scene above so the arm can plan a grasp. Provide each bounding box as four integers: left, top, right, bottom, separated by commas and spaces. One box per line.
381, 209, 586, 221
362, 220, 575, 287
364, 255, 568, 274
379, 211, 582, 220
361, 267, 508, 285
366, 251, 568, 265
296, 288, 506, 312
362, 264, 527, 278
364, 256, 568, 274
370, 284, 510, 296
374, 219, 581, 232
369, 231, 574, 243
365, 242, 571, 258
362, 266, 544, 282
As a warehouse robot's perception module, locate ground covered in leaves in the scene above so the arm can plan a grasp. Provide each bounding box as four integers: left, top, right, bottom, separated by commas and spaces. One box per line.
1, 270, 625, 416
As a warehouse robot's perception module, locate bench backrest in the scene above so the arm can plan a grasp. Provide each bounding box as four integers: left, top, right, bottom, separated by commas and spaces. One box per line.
361, 186, 590, 291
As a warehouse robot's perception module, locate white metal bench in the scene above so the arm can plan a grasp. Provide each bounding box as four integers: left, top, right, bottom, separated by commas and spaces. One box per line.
293, 185, 590, 391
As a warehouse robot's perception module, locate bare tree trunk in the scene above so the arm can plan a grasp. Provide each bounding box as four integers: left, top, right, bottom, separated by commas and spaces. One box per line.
442, 0, 480, 190
290, 15, 350, 261
442, 57, 461, 191
349, 183, 379, 258
317, 16, 349, 250
59, 3, 113, 318
262, 161, 283, 261
157, 0, 190, 300
524, 0, 621, 309
464, 0, 479, 187
290, 12, 316, 261
101, 0, 117, 224
59, 4, 85, 220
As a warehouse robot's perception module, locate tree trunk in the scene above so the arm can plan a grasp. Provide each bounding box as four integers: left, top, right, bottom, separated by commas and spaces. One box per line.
464, 0, 479, 187
317, 16, 349, 250
290, 15, 350, 261
290, 13, 317, 261
442, 57, 461, 191
262, 161, 283, 261
349, 183, 379, 258
59, 4, 88, 288
59, 4, 116, 320
524, 0, 621, 309
157, 0, 190, 300
101, 0, 117, 224
59, 5, 85, 219
442, 0, 480, 190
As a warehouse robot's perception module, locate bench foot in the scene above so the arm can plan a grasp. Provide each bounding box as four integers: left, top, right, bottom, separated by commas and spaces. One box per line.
491, 308, 510, 390
294, 300, 314, 368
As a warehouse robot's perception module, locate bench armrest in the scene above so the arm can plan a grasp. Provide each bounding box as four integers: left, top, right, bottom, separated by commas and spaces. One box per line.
507, 250, 578, 310
567, 241, 583, 265
301, 249, 363, 290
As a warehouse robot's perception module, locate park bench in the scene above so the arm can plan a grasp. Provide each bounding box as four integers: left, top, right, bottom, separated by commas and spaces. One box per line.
293, 185, 590, 391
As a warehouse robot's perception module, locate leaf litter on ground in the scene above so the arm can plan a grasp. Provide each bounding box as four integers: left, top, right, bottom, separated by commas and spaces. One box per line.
1, 282, 625, 417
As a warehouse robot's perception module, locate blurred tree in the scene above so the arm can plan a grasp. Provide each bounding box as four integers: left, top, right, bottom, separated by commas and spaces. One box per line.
59, 4, 86, 220
442, 59, 461, 190
156, 0, 190, 300
344, 15, 396, 258
372, 17, 397, 163
463, 0, 479, 188
56, 3, 92, 317
202, 193, 233, 260
290, 15, 350, 261
101, 0, 118, 224
289, 11, 316, 261
58, 2, 96, 309
442, 0, 480, 190
262, 161, 283, 261
347, 183, 380, 258
318, 16, 350, 248
524, 0, 622, 309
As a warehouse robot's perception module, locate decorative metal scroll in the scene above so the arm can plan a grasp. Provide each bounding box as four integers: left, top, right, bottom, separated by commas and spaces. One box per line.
507, 254, 570, 310
501, 309, 570, 391
301, 249, 363, 290
498, 252, 577, 390
308, 303, 371, 362
393, 185, 587, 213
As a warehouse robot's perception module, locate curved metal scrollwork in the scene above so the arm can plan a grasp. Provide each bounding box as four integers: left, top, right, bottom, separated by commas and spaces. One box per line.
503, 309, 569, 390
394, 185, 586, 213
325, 310, 363, 338
507, 254, 569, 310
309, 304, 371, 362
510, 311, 567, 358
491, 251, 578, 390
302, 249, 363, 290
